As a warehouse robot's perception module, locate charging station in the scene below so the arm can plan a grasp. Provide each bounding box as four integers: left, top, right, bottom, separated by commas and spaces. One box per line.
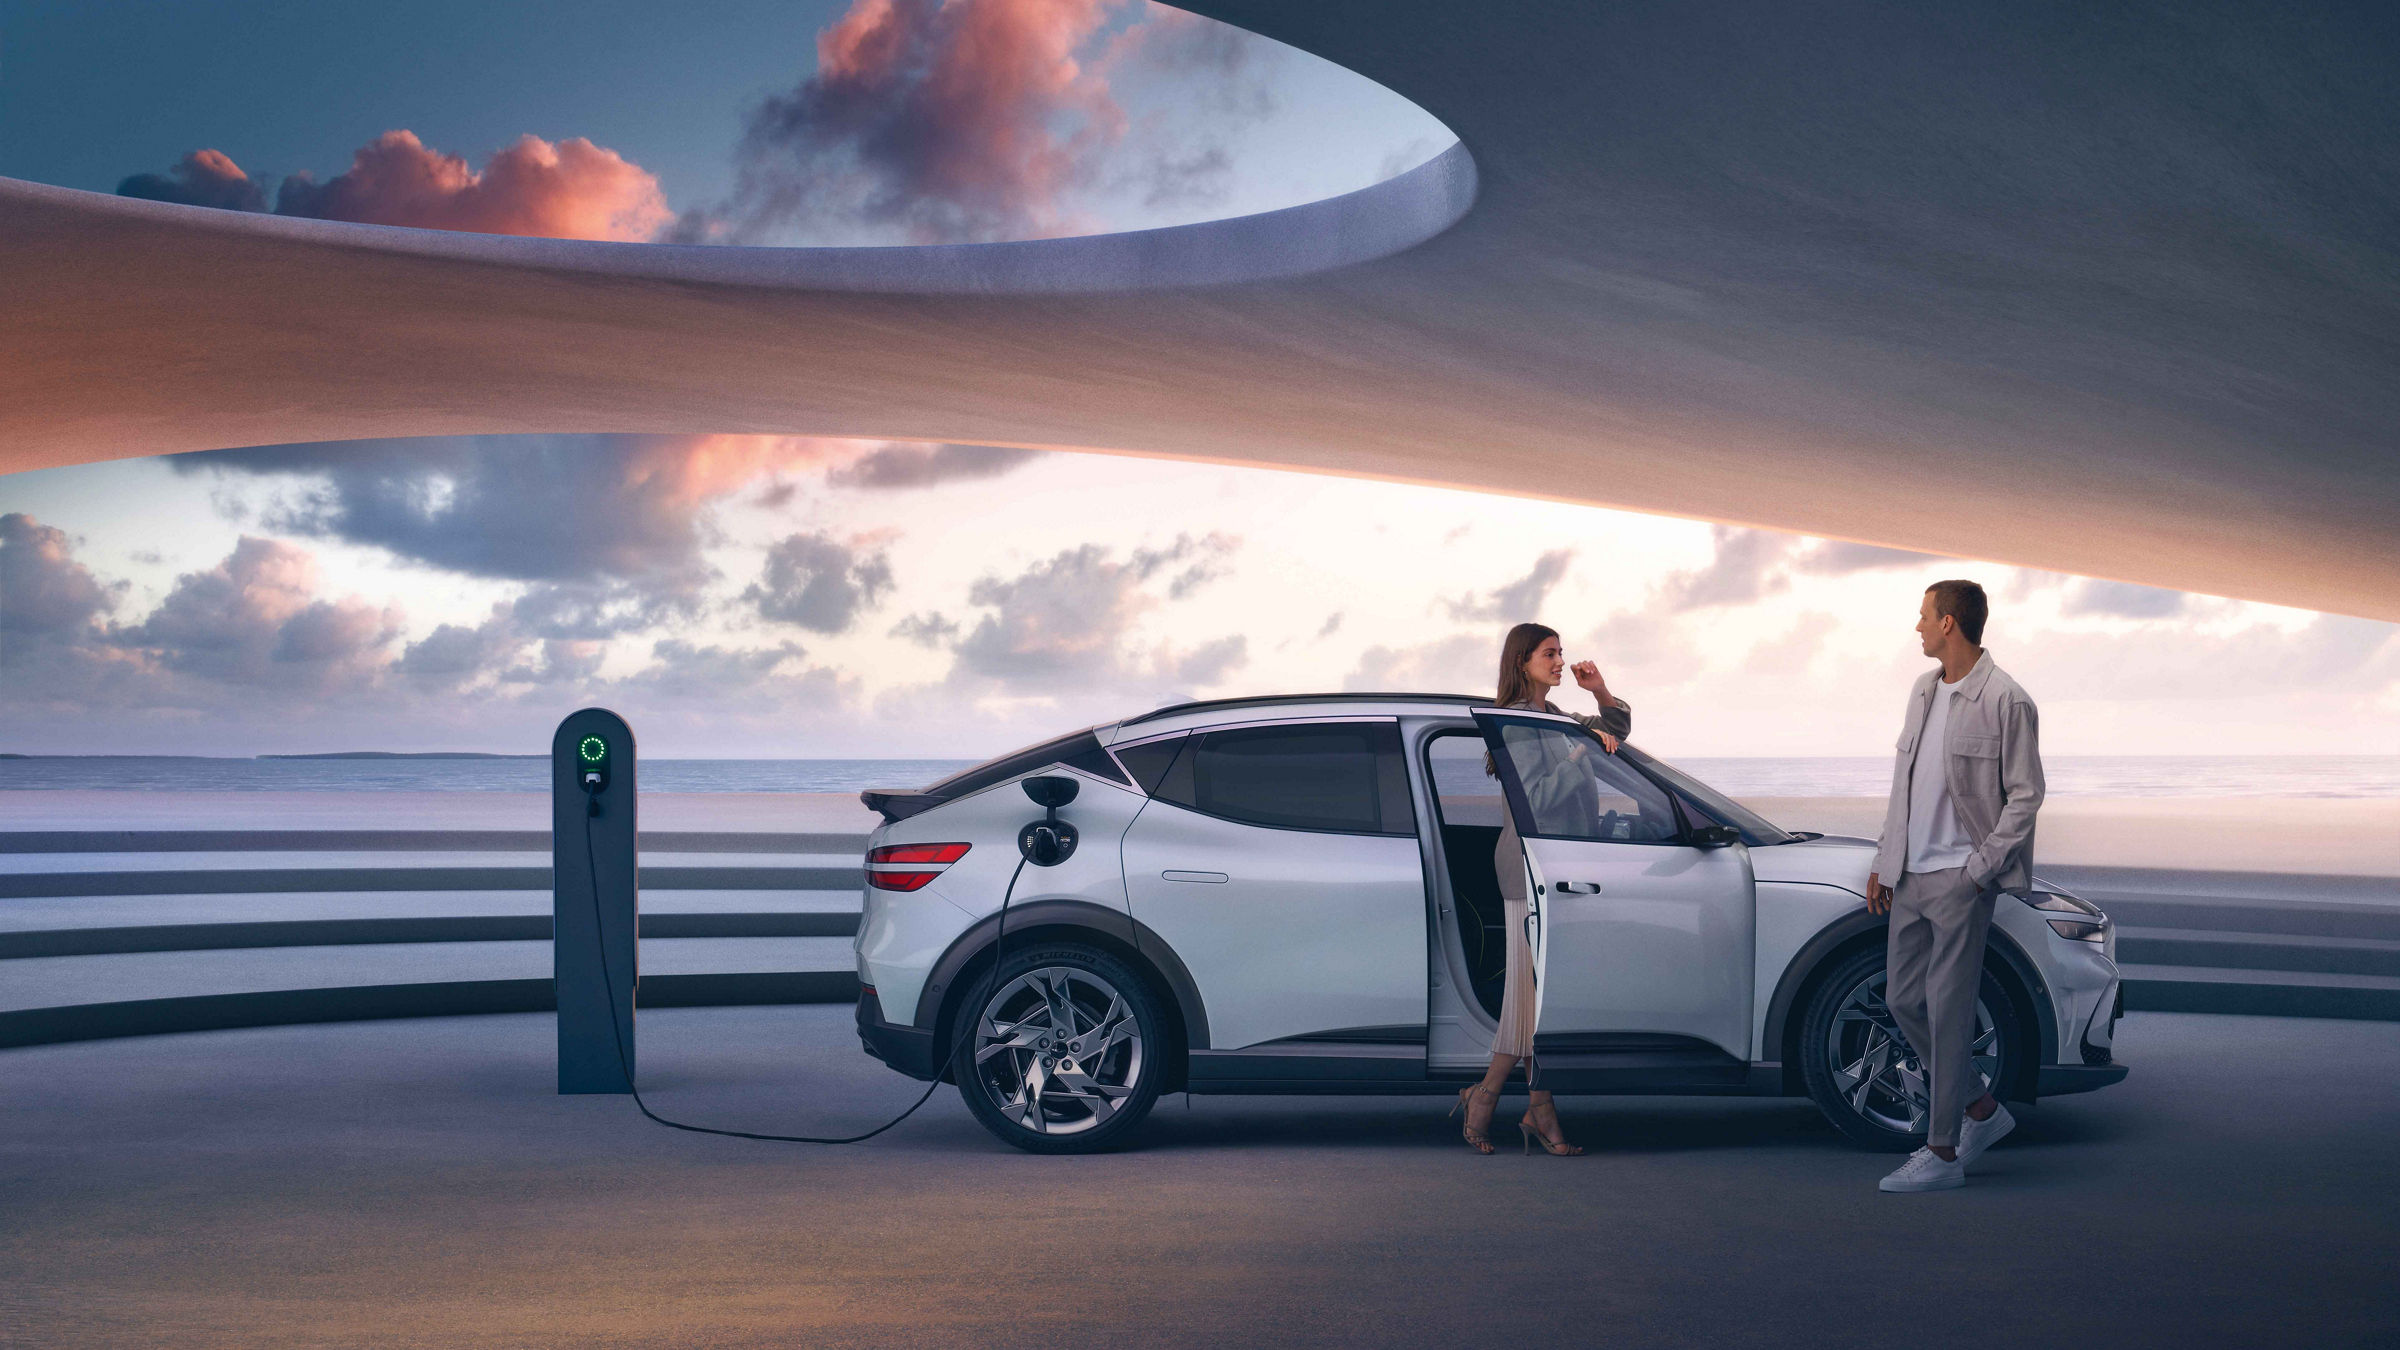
555, 708, 637, 1094
544, 701, 1082, 1141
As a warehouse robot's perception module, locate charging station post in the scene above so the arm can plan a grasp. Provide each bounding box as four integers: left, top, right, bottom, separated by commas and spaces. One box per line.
554, 708, 637, 1094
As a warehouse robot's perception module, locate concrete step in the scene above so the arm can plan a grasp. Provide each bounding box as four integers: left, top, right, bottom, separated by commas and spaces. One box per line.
2119, 963, 2400, 1021
0, 911, 864, 958
0, 865, 864, 899
0, 849, 862, 875
2117, 927, 2400, 978
0, 888, 860, 932
0, 936, 857, 1014
0, 829, 869, 853
0, 937, 861, 1049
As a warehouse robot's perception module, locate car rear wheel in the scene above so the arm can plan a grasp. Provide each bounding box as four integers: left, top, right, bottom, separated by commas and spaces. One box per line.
1798, 945, 2027, 1152
951, 942, 1167, 1154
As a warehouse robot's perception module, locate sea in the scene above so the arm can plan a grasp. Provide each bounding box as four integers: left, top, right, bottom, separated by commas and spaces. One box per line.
3, 755, 2396, 798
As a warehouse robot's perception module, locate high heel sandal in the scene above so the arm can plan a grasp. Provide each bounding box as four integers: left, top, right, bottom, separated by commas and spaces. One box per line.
1519, 1100, 1584, 1156
1451, 1084, 1498, 1154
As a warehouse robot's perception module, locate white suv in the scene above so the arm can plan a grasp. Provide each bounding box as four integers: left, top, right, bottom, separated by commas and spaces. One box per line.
853, 694, 2126, 1153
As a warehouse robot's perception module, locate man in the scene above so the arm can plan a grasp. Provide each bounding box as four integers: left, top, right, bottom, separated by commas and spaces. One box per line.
1867, 580, 2044, 1193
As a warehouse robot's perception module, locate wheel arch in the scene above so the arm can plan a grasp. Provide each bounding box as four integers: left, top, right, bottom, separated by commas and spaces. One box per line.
1765, 910, 2057, 1099
915, 899, 1208, 1092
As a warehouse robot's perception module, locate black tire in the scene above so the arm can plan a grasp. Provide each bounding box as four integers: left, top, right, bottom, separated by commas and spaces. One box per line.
950, 941, 1169, 1154
1798, 944, 2029, 1152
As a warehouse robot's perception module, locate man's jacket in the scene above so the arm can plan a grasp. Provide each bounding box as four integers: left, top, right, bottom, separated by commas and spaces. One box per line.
1872, 650, 2045, 894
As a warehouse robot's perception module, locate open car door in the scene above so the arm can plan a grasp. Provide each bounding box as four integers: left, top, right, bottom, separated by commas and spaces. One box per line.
1471, 709, 1757, 1087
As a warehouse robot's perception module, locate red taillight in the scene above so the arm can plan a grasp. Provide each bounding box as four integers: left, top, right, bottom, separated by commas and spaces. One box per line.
870, 843, 971, 865
866, 842, 969, 892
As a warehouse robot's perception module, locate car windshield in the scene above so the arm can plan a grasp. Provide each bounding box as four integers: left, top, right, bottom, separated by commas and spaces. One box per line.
1615, 745, 1799, 846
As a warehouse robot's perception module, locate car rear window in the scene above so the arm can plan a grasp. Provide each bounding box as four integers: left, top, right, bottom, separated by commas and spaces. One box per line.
1144, 722, 1415, 836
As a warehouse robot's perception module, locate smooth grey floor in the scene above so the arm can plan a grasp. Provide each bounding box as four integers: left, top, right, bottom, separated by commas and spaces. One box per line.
4, 1010, 2393, 1349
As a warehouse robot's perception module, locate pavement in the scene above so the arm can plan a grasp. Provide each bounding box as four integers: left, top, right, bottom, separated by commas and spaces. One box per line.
4, 1008, 2394, 1349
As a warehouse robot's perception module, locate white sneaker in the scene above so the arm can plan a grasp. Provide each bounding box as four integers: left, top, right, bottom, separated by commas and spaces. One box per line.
1955, 1102, 2016, 1166
1879, 1147, 1966, 1193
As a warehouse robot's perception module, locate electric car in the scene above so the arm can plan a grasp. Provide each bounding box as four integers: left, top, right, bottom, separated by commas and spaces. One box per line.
852, 694, 2127, 1154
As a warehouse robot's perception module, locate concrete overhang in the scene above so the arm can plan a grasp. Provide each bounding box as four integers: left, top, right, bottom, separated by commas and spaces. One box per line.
2, 2, 2394, 618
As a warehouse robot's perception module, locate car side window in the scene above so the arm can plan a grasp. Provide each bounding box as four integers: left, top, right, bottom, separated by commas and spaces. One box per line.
1112, 735, 1188, 795
1490, 721, 1682, 843
1149, 722, 1414, 836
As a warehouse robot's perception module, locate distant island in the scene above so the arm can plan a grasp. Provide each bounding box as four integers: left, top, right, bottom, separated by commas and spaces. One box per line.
259, 752, 544, 760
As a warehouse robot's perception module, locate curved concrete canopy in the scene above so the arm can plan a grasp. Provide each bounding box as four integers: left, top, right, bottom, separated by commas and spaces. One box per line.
3, 3, 2395, 619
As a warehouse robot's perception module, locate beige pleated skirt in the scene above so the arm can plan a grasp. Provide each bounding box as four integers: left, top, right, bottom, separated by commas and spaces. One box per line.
1491, 895, 1537, 1059
1491, 818, 1537, 1059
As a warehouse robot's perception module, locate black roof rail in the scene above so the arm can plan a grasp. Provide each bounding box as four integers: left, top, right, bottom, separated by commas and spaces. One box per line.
1119, 691, 1494, 728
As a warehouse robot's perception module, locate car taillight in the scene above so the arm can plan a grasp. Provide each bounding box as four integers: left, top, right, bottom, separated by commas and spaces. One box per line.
867, 842, 969, 892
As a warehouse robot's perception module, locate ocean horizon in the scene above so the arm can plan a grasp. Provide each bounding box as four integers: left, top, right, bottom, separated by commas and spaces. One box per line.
3, 754, 2396, 799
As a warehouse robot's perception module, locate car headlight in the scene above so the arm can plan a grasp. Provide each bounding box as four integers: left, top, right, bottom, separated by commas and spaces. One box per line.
2020, 888, 2110, 945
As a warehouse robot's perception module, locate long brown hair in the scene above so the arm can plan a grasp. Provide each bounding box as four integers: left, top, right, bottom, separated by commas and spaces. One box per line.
1495, 622, 1559, 709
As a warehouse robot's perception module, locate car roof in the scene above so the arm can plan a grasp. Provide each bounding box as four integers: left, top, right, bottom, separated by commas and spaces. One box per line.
1105, 691, 1493, 741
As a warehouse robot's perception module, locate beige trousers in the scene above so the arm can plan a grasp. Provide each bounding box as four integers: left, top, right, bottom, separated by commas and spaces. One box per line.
1886, 866, 1996, 1148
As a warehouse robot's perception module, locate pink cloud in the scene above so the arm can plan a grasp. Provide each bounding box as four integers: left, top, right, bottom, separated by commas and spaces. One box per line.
719, 0, 1131, 244
114, 148, 269, 212
274, 130, 672, 241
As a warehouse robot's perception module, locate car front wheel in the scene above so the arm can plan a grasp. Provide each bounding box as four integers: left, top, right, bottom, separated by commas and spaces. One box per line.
951, 942, 1167, 1154
1798, 945, 2027, 1152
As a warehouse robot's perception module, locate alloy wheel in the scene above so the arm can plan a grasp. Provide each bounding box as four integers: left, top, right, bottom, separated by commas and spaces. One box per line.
1823, 970, 2001, 1135
969, 965, 1145, 1136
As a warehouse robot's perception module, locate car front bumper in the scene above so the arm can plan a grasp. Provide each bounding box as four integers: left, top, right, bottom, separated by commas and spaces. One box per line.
856, 988, 942, 1081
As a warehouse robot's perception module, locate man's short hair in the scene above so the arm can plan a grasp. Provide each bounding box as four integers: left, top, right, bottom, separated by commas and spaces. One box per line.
1926, 580, 1989, 645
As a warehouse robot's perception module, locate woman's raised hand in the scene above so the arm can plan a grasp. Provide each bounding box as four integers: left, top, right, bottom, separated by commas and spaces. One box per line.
1571, 660, 1611, 699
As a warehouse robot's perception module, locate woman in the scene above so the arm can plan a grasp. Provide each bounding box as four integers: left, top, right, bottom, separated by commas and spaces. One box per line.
1454, 622, 1629, 1155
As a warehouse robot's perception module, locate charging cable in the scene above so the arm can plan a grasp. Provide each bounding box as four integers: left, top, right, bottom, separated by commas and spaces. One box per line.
575, 787, 1029, 1144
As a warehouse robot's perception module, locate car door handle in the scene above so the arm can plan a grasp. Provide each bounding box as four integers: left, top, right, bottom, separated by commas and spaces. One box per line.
1162, 870, 1228, 884
1554, 881, 1603, 895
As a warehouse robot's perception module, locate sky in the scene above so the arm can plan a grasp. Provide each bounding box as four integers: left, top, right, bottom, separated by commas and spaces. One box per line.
2, 0, 2396, 761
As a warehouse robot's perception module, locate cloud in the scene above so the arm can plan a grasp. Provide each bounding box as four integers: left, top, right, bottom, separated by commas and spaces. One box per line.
691, 0, 1127, 245
1797, 540, 1942, 575
743, 532, 895, 633
689, 0, 1280, 246
275, 132, 669, 241
114, 149, 268, 212
825, 443, 1041, 489
118, 134, 669, 242
625, 638, 853, 704
176, 434, 862, 612
941, 534, 1240, 691
1445, 549, 1575, 621
394, 603, 528, 688
2015, 613, 2398, 702
1318, 612, 1344, 638
890, 611, 961, 647
1658, 527, 1796, 610
1745, 611, 1842, 673
1, 514, 123, 637
2065, 579, 2190, 620
1343, 631, 1492, 696
119, 536, 401, 691
1169, 634, 1247, 686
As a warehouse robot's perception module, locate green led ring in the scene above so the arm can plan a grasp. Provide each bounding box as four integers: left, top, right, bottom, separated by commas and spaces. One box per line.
578, 736, 607, 764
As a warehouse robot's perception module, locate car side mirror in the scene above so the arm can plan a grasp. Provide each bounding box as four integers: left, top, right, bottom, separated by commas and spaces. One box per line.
1688, 823, 1742, 849
1021, 776, 1080, 809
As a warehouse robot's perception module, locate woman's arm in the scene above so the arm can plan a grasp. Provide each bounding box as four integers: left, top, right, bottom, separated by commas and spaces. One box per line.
1569, 661, 1630, 743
